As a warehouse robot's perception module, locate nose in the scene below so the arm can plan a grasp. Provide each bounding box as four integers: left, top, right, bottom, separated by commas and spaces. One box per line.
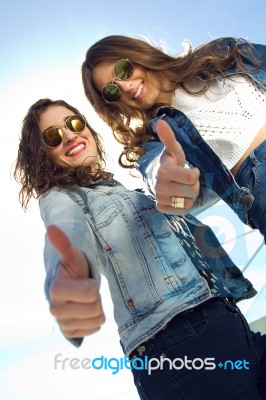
115, 79, 133, 93
62, 127, 78, 143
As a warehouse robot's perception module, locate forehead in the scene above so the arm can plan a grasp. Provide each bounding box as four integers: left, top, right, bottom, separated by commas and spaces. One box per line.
38, 106, 74, 130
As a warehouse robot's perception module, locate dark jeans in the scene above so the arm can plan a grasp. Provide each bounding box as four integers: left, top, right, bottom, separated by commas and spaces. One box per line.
130, 298, 266, 399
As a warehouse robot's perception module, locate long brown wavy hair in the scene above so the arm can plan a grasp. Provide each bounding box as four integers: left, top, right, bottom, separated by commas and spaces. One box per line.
14, 98, 113, 211
82, 35, 260, 167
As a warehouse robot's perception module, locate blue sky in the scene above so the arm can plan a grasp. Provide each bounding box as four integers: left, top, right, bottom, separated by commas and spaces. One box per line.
1, 1, 266, 399
1, 0, 266, 87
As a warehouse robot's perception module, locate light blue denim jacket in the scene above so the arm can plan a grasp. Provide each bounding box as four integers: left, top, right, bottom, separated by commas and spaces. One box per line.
138, 41, 266, 226
40, 178, 255, 356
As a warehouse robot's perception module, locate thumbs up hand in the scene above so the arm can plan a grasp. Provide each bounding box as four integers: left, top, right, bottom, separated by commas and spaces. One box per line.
48, 225, 105, 339
154, 120, 200, 214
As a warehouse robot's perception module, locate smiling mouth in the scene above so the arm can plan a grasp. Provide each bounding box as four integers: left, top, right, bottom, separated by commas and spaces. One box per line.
66, 143, 85, 157
133, 82, 144, 100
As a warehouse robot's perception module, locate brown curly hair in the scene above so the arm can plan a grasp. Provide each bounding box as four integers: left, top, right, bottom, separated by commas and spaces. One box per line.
14, 98, 113, 210
82, 35, 260, 168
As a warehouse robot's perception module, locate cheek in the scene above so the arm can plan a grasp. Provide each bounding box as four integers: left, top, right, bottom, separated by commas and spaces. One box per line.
92, 77, 103, 93
47, 148, 62, 166
133, 64, 147, 76
88, 134, 98, 150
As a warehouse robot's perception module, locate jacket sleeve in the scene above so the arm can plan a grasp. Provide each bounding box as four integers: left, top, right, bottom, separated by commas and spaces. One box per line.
136, 140, 163, 197
39, 188, 101, 301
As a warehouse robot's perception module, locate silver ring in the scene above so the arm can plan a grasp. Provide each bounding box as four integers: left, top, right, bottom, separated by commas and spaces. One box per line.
171, 196, 185, 209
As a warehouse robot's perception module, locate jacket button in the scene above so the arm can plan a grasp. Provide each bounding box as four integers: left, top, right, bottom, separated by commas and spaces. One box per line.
127, 299, 134, 308
243, 194, 253, 203
191, 134, 197, 142
104, 244, 111, 252
137, 345, 146, 356
226, 176, 232, 185
178, 118, 185, 126
169, 108, 174, 117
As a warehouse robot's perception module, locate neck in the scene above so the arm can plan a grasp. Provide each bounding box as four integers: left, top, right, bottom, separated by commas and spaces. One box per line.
157, 91, 175, 105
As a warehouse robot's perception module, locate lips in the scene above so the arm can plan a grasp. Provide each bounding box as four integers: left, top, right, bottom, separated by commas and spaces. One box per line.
133, 82, 144, 100
66, 143, 86, 157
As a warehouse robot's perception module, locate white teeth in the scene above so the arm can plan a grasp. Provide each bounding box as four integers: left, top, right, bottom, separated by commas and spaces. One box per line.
133, 83, 143, 99
67, 144, 85, 156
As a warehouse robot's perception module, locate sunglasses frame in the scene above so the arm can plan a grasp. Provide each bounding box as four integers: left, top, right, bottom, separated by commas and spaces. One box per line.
102, 59, 134, 103
42, 114, 87, 148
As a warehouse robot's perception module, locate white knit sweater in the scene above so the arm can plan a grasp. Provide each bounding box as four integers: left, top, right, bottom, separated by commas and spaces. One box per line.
172, 75, 266, 169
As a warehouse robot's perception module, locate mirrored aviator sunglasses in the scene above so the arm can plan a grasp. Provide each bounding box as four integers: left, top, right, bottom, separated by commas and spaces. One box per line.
42, 114, 87, 148
102, 59, 134, 102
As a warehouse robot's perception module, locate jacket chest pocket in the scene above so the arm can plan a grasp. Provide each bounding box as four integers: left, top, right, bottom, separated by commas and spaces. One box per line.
81, 191, 123, 227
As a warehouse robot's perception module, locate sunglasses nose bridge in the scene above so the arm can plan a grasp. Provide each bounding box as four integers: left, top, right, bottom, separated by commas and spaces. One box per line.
116, 79, 133, 93
61, 126, 78, 142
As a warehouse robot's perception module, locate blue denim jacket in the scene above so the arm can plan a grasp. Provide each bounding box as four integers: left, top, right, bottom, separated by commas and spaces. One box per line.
137, 41, 266, 226
40, 178, 256, 356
